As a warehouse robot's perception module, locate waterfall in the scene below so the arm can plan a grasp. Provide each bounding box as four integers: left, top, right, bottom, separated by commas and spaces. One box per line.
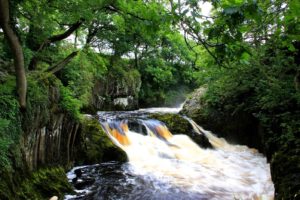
97, 108, 274, 200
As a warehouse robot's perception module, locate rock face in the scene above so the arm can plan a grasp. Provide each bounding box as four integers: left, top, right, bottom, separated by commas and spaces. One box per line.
91, 66, 141, 111
0, 77, 127, 199
75, 117, 127, 164
22, 85, 80, 170
181, 87, 262, 151
181, 87, 207, 118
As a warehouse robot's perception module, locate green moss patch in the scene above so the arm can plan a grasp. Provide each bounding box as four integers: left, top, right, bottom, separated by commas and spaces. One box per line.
17, 167, 72, 200
76, 117, 127, 164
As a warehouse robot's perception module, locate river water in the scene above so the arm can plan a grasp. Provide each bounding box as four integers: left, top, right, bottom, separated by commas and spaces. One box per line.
65, 106, 274, 200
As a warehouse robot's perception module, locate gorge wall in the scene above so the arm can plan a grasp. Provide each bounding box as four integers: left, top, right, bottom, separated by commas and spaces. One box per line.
0, 71, 126, 199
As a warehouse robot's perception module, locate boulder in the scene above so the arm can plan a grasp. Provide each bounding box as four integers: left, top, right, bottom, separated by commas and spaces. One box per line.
181, 87, 207, 119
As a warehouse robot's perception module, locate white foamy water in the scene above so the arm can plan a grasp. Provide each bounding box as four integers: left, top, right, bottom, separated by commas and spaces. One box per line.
100, 109, 274, 200
120, 131, 274, 200
138, 103, 184, 114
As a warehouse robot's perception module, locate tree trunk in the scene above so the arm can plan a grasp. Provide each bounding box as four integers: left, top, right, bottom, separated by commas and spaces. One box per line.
0, 0, 27, 109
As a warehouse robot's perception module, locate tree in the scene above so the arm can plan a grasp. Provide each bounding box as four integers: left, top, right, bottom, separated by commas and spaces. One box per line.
0, 0, 27, 109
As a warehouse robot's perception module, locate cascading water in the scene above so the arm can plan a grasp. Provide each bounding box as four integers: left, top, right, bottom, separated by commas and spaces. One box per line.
65, 106, 274, 200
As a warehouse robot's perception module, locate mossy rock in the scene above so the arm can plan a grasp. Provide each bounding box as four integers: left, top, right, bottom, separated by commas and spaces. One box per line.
181, 88, 262, 151
17, 167, 72, 200
76, 117, 127, 164
149, 113, 212, 148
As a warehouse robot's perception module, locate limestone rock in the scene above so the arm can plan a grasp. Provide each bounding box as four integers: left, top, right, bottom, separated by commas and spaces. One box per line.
49, 196, 58, 200
181, 87, 262, 151
181, 87, 207, 118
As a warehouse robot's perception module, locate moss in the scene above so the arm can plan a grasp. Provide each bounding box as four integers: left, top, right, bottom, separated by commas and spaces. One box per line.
17, 167, 72, 200
59, 85, 82, 121
76, 118, 127, 164
22, 74, 51, 134
149, 113, 212, 148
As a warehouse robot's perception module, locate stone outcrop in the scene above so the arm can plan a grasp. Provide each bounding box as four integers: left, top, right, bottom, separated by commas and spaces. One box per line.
181, 87, 262, 151
22, 113, 80, 170
90, 66, 141, 111
75, 117, 127, 165
181, 87, 300, 200
21, 85, 80, 170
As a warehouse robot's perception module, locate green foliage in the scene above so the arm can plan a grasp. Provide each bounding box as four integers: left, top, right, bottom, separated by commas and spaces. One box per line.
1, 0, 299, 198
0, 76, 21, 169
59, 85, 82, 120
21, 73, 51, 134
17, 167, 73, 200
138, 32, 199, 106
60, 49, 108, 108
196, 42, 299, 199
0, 119, 12, 168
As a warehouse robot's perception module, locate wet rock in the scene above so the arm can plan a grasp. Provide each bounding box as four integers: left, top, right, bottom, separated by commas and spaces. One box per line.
75, 117, 127, 164
181, 87, 262, 151
149, 113, 212, 148
74, 169, 82, 178
181, 87, 207, 118
74, 177, 96, 190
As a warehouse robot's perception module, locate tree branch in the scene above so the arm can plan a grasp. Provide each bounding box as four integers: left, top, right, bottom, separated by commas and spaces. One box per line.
37, 19, 84, 52
29, 19, 84, 70
182, 21, 223, 67
46, 51, 78, 74
104, 5, 150, 21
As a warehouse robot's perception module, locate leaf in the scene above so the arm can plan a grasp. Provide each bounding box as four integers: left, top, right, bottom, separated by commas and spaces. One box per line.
240, 51, 250, 64
288, 44, 296, 52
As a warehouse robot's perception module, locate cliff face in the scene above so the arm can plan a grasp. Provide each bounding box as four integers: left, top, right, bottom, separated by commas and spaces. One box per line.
90, 64, 141, 111
181, 88, 262, 151
0, 72, 126, 199
22, 113, 79, 170
20, 83, 80, 170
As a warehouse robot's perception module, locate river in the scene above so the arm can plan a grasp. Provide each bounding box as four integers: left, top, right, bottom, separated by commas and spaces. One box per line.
64, 106, 274, 200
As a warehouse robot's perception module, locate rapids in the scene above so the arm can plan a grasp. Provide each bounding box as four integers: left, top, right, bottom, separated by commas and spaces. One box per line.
65, 106, 274, 200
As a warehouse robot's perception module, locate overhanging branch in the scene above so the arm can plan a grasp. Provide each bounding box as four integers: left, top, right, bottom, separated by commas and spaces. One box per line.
46, 51, 78, 74
37, 19, 84, 52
